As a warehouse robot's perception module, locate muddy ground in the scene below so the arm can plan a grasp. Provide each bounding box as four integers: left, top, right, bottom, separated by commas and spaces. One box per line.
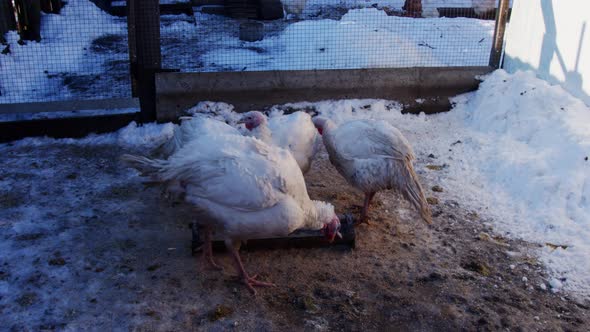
0, 141, 588, 331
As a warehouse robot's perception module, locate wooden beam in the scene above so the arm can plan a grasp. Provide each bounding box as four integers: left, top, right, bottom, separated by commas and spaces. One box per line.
0, 0, 16, 42
0, 98, 139, 115
129, 0, 161, 123
489, 0, 511, 68
156, 66, 493, 121
0, 113, 138, 143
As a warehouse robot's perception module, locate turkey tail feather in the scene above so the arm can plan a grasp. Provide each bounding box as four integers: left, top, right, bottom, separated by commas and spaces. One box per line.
390, 157, 432, 224
120, 154, 166, 179
152, 126, 183, 158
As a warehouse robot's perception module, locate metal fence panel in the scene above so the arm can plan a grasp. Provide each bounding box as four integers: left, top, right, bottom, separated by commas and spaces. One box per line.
0, 0, 510, 107
161, 0, 504, 72
0, 0, 131, 104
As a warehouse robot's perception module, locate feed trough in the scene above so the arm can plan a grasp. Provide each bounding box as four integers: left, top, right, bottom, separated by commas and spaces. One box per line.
191, 213, 356, 253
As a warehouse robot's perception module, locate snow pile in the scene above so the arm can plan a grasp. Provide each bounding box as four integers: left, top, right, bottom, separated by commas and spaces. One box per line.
305, 0, 512, 17
0, 0, 126, 102
201, 8, 494, 71
269, 70, 590, 297
452, 70, 590, 295
0, 108, 137, 122
8, 121, 175, 151
4, 68, 588, 297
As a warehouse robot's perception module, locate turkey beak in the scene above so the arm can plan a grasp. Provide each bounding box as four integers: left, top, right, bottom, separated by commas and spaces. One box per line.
237, 118, 245, 124
336, 231, 343, 240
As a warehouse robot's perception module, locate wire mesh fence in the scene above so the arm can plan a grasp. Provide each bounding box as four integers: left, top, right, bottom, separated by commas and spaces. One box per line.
160, 0, 504, 72
0, 0, 131, 104
0, 0, 509, 106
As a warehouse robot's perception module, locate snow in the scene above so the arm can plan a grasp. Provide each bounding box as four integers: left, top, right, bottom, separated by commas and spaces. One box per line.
2, 68, 590, 322
305, 0, 513, 17
0, 0, 128, 103
1, 1, 495, 103
261, 70, 590, 297
197, 8, 494, 71
7, 121, 176, 150
6, 69, 588, 297
0, 108, 138, 122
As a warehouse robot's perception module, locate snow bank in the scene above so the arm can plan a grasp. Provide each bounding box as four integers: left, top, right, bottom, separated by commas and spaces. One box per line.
0, 0, 126, 103
305, 0, 513, 17
452, 70, 590, 296
3, 121, 175, 151
4, 69, 587, 298
201, 8, 494, 71
271, 71, 590, 297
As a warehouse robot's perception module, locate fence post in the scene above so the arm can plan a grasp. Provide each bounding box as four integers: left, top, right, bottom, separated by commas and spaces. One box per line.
489, 0, 510, 68
128, 0, 161, 123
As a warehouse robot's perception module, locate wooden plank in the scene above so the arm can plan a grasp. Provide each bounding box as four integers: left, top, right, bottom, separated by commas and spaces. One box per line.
0, 113, 138, 143
437, 7, 512, 20
0, 98, 139, 115
0, 0, 16, 41
192, 214, 356, 254
127, 0, 138, 96
489, 0, 511, 68
129, 0, 161, 122
156, 66, 493, 121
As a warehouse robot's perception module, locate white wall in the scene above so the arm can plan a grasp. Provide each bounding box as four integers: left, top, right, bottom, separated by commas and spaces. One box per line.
503, 0, 590, 105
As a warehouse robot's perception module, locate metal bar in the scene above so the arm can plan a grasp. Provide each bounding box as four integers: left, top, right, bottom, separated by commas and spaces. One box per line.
489, 0, 511, 68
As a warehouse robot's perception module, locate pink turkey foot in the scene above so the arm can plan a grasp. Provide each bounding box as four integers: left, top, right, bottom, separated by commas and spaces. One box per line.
358, 207, 372, 225
227, 241, 275, 295
202, 228, 222, 270
202, 245, 222, 270
242, 276, 275, 294
357, 192, 376, 225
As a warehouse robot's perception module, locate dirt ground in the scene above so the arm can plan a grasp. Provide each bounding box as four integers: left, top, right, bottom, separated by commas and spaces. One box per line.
0, 141, 589, 331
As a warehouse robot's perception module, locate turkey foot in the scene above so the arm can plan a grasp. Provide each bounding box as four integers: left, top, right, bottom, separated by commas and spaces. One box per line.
202, 243, 222, 270
202, 227, 222, 270
226, 240, 275, 295
243, 276, 275, 294
358, 192, 376, 225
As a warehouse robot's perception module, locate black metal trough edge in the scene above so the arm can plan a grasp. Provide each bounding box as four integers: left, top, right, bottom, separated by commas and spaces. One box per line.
192, 214, 356, 254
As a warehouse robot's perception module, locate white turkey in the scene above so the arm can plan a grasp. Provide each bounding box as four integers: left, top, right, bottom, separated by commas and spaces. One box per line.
153, 115, 241, 158
239, 111, 319, 174
312, 117, 432, 225
122, 118, 341, 293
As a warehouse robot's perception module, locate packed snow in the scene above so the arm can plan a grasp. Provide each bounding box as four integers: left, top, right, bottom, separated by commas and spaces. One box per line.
3, 69, 589, 298
0, 0, 128, 103
199, 8, 493, 71
0, 108, 138, 122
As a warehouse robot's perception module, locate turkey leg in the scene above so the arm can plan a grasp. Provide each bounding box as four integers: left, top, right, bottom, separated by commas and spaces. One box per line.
202, 226, 222, 270
225, 240, 275, 294
359, 191, 376, 225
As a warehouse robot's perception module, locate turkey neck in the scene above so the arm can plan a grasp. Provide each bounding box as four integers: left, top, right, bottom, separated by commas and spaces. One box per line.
320, 119, 347, 168
303, 200, 334, 230
320, 119, 338, 148
250, 122, 272, 143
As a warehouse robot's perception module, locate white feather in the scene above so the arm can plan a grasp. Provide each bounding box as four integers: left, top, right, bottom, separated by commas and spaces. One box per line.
244, 111, 319, 174
315, 117, 432, 224
124, 117, 336, 242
